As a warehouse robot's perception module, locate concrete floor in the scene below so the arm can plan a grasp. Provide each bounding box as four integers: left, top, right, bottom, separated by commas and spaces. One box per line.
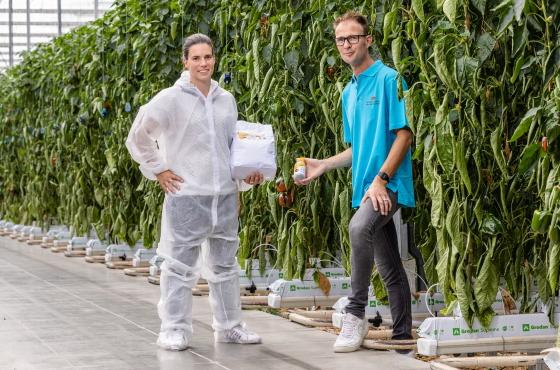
0, 237, 430, 370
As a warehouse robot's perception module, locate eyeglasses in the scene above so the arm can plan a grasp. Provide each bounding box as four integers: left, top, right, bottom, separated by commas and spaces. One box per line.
334, 35, 367, 46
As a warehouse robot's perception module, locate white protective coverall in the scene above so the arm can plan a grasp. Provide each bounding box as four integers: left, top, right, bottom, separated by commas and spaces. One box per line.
126, 71, 252, 341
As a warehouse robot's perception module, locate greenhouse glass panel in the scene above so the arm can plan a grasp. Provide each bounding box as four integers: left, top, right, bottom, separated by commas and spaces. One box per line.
0, 0, 114, 70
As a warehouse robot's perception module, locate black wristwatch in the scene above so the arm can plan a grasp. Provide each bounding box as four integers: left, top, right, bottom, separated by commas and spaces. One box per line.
377, 172, 390, 182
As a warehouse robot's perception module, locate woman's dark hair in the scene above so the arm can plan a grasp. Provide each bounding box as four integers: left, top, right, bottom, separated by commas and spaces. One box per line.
182, 34, 214, 71
183, 33, 214, 59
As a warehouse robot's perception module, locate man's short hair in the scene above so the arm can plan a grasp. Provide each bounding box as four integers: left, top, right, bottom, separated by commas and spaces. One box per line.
333, 11, 369, 34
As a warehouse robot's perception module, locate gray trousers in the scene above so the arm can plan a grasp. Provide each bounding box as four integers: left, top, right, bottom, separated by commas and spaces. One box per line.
345, 189, 413, 340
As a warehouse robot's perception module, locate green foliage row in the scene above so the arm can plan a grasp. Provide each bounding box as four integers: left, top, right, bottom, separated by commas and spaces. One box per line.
0, 0, 559, 326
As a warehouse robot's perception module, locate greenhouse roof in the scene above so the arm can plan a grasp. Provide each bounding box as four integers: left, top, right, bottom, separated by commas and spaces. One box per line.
0, 0, 114, 71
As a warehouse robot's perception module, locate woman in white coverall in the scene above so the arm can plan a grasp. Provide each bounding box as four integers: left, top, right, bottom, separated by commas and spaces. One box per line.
126, 33, 264, 351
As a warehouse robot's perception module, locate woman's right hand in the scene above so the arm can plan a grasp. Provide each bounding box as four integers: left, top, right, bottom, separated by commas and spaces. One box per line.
155, 170, 184, 194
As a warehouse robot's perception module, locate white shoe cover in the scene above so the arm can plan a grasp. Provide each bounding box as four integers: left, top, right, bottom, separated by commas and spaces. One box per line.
215, 324, 261, 344
333, 313, 368, 353
157, 329, 187, 351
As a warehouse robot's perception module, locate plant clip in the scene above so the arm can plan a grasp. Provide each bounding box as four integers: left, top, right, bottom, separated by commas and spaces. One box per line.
119, 253, 127, 261
245, 281, 257, 294
125, 102, 132, 112
224, 71, 232, 84
368, 311, 383, 328
100, 109, 108, 118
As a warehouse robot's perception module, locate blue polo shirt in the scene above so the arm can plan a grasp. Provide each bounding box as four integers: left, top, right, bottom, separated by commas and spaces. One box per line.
342, 60, 415, 209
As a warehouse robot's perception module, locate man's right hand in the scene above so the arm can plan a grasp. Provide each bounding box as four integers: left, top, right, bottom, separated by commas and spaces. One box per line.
155, 170, 184, 194
294, 158, 326, 185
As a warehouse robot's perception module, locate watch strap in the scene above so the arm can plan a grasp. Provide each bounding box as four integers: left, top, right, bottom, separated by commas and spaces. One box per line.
377, 172, 390, 182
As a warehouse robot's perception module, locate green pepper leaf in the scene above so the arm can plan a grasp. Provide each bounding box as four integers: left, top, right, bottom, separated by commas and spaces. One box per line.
513, 0, 526, 21
471, 0, 487, 13
478, 306, 496, 329
474, 254, 499, 312
443, 0, 457, 23
412, 0, 425, 21
481, 213, 503, 235
456, 260, 473, 325
435, 96, 454, 173
446, 195, 463, 254
509, 107, 542, 141
455, 140, 472, 194
475, 33, 496, 63
455, 56, 479, 100
372, 269, 389, 304
548, 242, 560, 293
512, 21, 528, 56
497, 6, 514, 35
518, 143, 543, 175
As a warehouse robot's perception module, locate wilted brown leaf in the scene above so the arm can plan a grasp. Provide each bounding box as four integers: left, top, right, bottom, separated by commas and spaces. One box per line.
500, 290, 516, 314
411, 292, 420, 301
318, 271, 331, 297
503, 140, 511, 161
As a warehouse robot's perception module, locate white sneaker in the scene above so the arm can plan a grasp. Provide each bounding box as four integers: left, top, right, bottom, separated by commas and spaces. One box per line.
333, 313, 368, 353
157, 328, 187, 351
389, 349, 416, 358
214, 324, 262, 344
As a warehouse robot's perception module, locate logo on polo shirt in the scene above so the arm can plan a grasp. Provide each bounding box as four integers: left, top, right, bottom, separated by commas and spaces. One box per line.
366, 96, 380, 106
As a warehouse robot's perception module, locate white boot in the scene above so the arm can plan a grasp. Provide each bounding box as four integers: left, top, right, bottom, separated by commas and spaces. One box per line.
157, 328, 188, 351
215, 324, 262, 344
333, 313, 368, 353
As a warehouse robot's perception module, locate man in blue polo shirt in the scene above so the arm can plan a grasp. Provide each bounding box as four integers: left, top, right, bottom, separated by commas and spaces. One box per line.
294, 11, 415, 355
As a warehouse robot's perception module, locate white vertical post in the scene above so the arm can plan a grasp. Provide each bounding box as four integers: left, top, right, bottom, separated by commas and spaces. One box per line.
8, 0, 13, 66
57, 0, 62, 36
94, 0, 99, 20
27, 0, 31, 51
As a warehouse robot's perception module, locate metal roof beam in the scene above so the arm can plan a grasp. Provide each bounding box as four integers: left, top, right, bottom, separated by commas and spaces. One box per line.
0, 33, 58, 37
0, 22, 85, 26
0, 9, 107, 14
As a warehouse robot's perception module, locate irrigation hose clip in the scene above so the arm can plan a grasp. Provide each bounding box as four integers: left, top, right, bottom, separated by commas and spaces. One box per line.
368, 311, 383, 328
245, 281, 257, 294
119, 253, 127, 261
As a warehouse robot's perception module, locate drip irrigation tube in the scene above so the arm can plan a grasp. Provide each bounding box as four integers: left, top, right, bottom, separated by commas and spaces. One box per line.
430, 355, 545, 369
361, 339, 417, 350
